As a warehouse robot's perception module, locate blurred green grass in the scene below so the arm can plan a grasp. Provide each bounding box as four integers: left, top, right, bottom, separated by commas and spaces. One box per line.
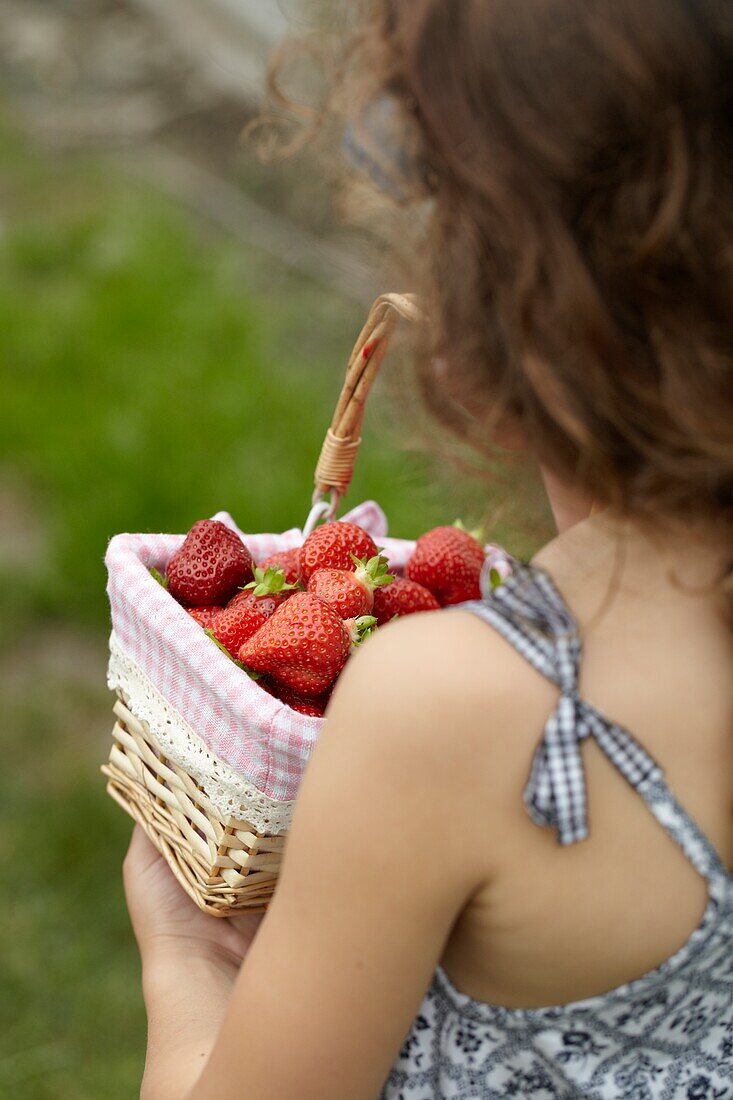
0, 121, 551, 1098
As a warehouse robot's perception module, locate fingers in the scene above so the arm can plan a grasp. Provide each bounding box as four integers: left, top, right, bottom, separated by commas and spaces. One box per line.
227, 910, 267, 952
228, 911, 265, 936
123, 824, 161, 883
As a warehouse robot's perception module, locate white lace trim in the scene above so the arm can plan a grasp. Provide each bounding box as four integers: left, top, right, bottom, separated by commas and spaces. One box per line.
107, 633, 293, 834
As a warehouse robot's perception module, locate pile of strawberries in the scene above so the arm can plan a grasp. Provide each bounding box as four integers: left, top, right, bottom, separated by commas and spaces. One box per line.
155, 518, 487, 718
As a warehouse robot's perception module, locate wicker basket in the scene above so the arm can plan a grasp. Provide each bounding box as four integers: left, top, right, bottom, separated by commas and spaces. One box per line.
103, 293, 419, 916
104, 697, 285, 914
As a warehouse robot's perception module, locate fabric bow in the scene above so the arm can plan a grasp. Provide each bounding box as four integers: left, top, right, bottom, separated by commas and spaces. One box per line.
470, 565, 663, 846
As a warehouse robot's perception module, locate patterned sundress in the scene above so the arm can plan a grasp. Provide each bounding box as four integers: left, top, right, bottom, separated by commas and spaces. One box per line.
381, 564, 733, 1099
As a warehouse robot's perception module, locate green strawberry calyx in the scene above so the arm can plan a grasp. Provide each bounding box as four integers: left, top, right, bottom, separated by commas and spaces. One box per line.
204, 628, 261, 677
150, 566, 169, 589
241, 665, 263, 681
243, 565, 299, 599
453, 518, 485, 545
347, 614, 378, 649
349, 552, 394, 591
488, 566, 504, 590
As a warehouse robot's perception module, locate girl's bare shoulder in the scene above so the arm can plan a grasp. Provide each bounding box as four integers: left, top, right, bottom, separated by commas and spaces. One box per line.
326, 608, 558, 850
336, 606, 555, 734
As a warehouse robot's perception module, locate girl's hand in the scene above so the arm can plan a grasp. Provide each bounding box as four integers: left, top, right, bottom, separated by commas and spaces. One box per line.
124, 827, 264, 1100
123, 825, 263, 972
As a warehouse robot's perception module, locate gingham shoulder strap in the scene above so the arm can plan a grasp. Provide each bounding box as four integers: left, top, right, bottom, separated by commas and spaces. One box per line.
460, 564, 729, 885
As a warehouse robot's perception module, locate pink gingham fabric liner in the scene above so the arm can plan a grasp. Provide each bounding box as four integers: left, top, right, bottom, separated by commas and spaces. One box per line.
106, 501, 416, 801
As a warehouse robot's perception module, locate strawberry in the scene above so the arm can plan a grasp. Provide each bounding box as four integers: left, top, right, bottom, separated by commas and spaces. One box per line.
372, 577, 440, 625
291, 700, 325, 717
405, 525, 485, 605
239, 592, 373, 696
273, 683, 328, 718
187, 605, 222, 629
307, 553, 393, 619
298, 521, 377, 584
251, 677, 326, 717
287, 698, 326, 718
212, 595, 282, 657
167, 520, 254, 606
212, 567, 297, 656
258, 548, 301, 585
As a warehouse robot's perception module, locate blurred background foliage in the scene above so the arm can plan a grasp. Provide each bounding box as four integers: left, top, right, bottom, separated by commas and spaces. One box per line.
0, 2, 552, 1096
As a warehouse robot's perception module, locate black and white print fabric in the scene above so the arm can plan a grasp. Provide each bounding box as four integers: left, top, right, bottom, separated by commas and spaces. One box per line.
473, 566, 664, 846
380, 564, 733, 1099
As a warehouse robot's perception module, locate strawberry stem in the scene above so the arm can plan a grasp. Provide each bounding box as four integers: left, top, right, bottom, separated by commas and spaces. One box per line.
348, 614, 378, 648
453, 518, 485, 544
350, 553, 394, 591
243, 565, 299, 599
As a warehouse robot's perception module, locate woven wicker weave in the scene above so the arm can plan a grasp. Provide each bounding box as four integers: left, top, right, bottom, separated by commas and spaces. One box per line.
104, 293, 416, 915
103, 696, 286, 914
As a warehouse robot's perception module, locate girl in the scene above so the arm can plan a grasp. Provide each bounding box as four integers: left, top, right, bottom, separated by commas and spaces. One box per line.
123, 2, 733, 1097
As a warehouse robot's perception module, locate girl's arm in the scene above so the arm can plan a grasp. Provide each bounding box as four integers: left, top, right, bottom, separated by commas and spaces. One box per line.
126, 611, 506, 1100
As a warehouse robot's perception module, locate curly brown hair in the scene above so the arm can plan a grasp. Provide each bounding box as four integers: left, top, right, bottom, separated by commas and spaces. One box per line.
270, 0, 733, 598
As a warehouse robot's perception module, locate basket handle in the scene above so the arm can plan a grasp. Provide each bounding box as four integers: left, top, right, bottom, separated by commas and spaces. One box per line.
312, 292, 420, 514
